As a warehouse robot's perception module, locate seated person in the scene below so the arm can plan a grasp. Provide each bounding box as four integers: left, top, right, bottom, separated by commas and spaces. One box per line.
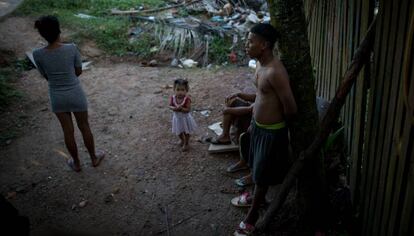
211, 92, 255, 145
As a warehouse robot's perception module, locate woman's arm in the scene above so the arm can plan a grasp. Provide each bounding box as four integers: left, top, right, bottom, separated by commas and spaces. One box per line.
75, 67, 82, 77
33, 51, 48, 80
74, 44, 82, 77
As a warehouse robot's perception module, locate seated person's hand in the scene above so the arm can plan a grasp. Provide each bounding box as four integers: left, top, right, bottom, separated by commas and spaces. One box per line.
225, 93, 239, 106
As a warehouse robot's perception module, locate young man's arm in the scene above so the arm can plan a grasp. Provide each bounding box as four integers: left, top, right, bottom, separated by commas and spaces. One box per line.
268, 68, 297, 119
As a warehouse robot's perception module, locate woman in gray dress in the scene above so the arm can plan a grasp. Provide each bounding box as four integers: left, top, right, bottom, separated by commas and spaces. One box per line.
33, 16, 104, 172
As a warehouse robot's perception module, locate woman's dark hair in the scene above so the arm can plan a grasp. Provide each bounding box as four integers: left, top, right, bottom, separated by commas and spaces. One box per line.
34, 16, 61, 44
173, 78, 189, 91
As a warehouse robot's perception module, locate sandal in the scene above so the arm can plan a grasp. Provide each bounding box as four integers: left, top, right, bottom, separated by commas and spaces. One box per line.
231, 192, 252, 207
235, 176, 253, 187
234, 221, 255, 236
226, 162, 249, 173
66, 159, 81, 172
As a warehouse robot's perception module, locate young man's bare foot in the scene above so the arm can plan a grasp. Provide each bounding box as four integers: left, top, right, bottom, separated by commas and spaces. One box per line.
226, 161, 249, 173
92, 150, 105, 167
67, 159, 81, 172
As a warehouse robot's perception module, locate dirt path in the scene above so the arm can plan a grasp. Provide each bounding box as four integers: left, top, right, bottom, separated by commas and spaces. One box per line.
0, 17, 257, 235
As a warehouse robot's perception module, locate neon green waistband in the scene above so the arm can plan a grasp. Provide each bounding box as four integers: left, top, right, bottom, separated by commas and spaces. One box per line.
255, 120, 286, 130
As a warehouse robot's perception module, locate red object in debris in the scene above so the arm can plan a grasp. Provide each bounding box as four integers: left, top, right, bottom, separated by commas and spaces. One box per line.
229, 51, 237, 63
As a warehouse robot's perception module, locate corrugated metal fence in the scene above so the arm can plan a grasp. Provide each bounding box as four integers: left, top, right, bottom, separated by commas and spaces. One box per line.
303, 0, 414, 234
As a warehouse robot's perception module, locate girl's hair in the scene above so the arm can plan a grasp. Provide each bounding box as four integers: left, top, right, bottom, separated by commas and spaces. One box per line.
34, 16, 61, 44
174, 78, 189, 91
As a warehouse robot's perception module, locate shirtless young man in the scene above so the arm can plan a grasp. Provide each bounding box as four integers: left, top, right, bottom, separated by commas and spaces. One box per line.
234, 23, 297, 235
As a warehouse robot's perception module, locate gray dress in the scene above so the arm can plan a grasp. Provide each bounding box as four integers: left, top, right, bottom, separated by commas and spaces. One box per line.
33, 43, 87, 113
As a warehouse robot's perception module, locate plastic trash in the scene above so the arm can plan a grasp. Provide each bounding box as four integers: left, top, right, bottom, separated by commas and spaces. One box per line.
248, 59, 257, 69
208, 122, 223, 136
182, 59, 198, 68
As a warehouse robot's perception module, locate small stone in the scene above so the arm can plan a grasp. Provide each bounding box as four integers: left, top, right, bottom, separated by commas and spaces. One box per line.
104, 194, 114, 204
112, 187, 120, 194
149, 59, 158, 67
6, 191, 17, 200
5, 140, 12, 145
15, 186, 27, 193
79, 200, 88, 208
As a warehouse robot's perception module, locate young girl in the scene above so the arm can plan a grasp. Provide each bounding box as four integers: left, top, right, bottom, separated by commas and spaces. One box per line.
169, 79, 197, 151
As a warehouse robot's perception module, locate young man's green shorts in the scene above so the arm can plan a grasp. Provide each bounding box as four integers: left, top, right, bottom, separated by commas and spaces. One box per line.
248, 120, 290, 186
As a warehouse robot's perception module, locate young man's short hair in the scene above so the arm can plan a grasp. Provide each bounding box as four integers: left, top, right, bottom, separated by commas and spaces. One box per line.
250, 23, 280, 49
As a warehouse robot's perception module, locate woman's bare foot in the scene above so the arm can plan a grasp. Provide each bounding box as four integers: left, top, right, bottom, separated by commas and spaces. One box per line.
92, 150, 105, 167
67, 159, 81, 172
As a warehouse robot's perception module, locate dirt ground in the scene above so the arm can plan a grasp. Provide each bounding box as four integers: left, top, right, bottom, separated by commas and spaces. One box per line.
0, 17, 264, 236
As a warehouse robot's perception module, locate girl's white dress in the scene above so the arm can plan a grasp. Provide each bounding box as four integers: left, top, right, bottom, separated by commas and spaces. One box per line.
170, 95, 197, 135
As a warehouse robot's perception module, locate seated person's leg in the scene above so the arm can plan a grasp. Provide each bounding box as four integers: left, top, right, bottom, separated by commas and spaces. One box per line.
212, 98, 252, 145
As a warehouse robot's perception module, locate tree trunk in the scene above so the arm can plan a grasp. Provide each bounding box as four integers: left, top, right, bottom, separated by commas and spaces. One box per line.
266, 0, 325, 233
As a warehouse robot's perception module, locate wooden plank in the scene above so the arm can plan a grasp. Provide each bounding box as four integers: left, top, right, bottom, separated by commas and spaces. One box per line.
319, 0, 328, 99
363, 0, 394, 233
398, 133, 414, 236
343, 0, 356, 158
315, 0, 324, 96
328, 0, 338, 99
350, 0, 372, 205
359, 0, 387, 233
377, 0, 411, 234
208, 143, 238, 153
338, 0, 348, 127
349, 0, 370, 204
332, 0, 341, 100
325, 0, 334, 99
320, 0, 329, 99
346, 0, 362, 161
342, 0, 355, 173
370, 0, 400, 233
387, 14, 414, 233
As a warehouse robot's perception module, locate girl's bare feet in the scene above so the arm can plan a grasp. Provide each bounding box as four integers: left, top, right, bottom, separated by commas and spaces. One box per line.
182, 143, 189, 152
177, 139, 184, 147
92, 150, 105, 167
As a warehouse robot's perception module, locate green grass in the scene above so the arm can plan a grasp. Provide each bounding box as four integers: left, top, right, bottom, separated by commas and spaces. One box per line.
0, 68, 22, 110
14, 0, 164, 56
14, 0, 234, 62
209, 36, 233, 64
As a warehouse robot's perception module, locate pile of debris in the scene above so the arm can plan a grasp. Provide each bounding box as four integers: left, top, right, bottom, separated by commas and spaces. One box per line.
111, 0, 270, 67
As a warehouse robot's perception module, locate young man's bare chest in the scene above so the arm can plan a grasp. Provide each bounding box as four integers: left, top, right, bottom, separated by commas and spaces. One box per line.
255, 69, 274, 95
